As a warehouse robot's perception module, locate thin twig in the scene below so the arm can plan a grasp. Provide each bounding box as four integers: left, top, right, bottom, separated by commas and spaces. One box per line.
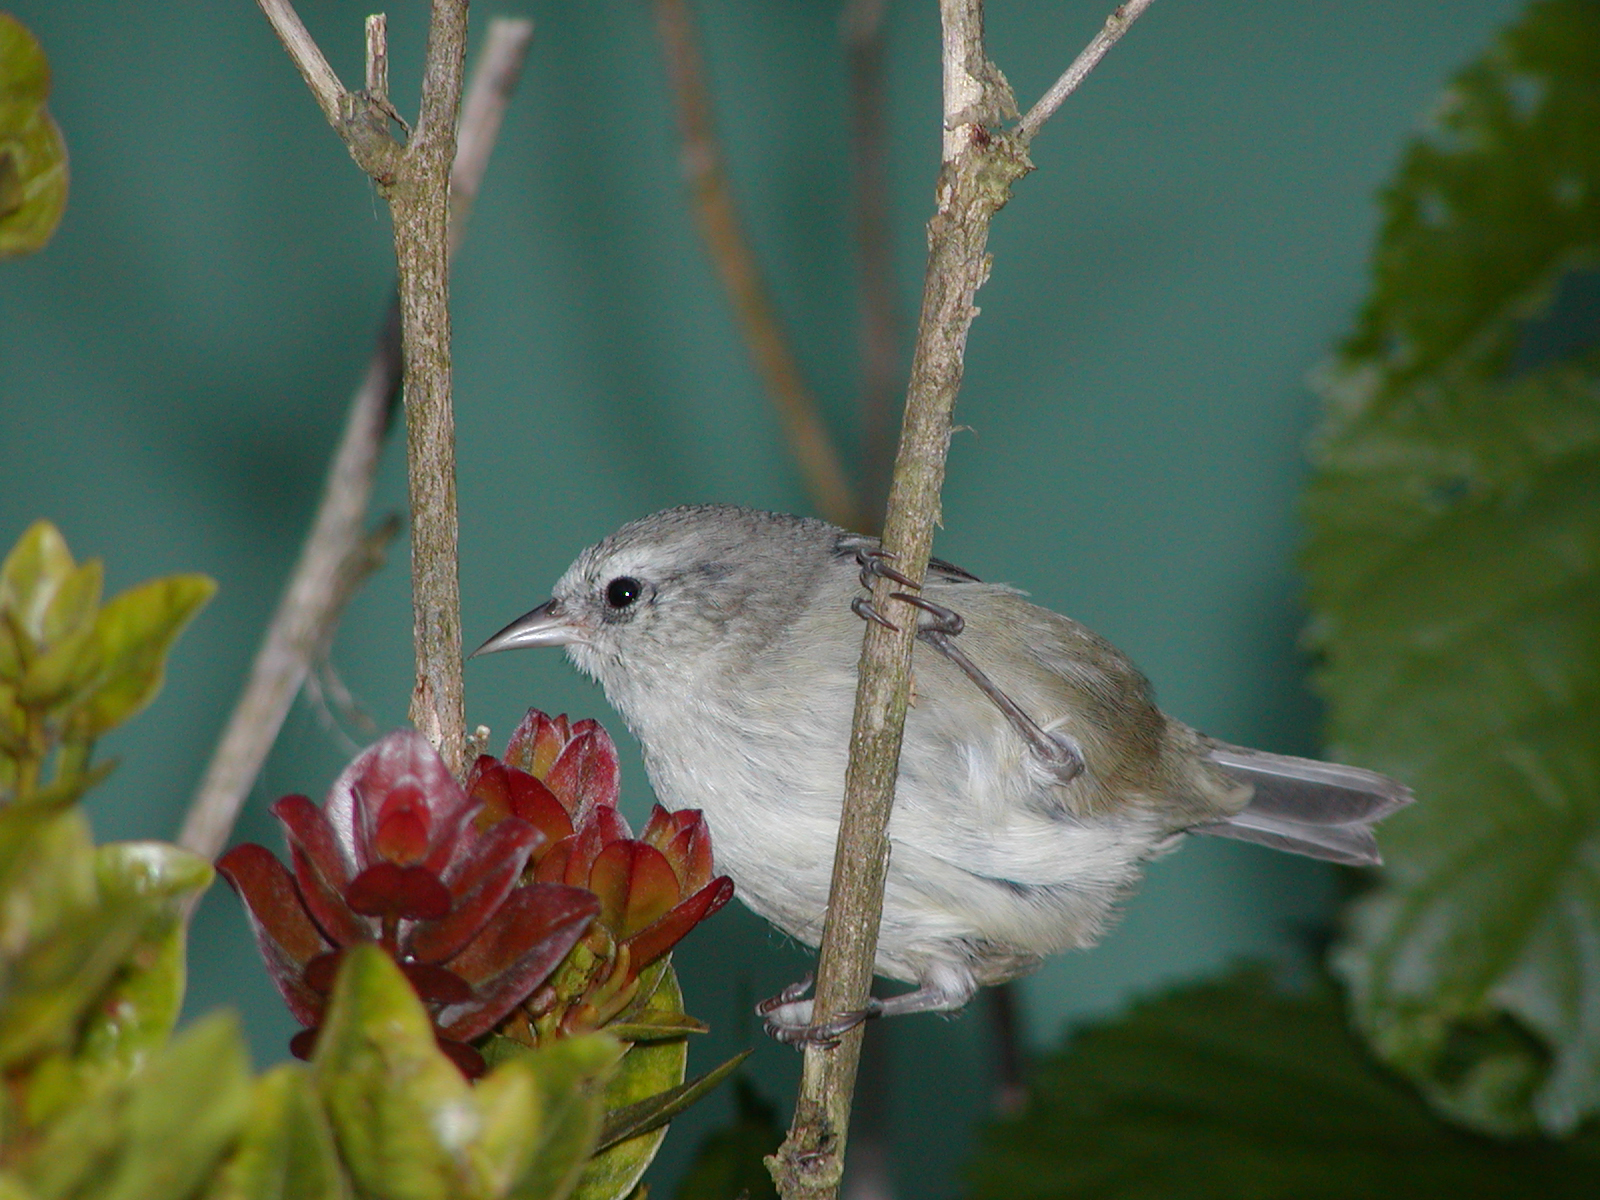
1017, 0, 1157, 142
769, 1, 1156, 1195
255, 0, 345, 125
838, 2, 902, 1192
843, 0, 901, 532
366, 14, 389, 99
179, 18, 535, 861
653, 0, 861, 531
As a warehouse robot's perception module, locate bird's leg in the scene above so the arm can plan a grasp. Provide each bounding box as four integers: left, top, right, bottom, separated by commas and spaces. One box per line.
757, 974, 885, 1046
757, 966, 980, 1046
849, 548, 1083, 782
890, 593, 1085, 784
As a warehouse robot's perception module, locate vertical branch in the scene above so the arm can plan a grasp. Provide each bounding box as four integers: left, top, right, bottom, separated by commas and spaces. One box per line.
194, 10, 534, 850
386, 2, 469, 774
769, 1, 1157, 1196
653, 0, 861, 530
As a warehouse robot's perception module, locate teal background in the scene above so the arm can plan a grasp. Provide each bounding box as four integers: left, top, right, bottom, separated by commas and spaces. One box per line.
0, 1, 1524, 1194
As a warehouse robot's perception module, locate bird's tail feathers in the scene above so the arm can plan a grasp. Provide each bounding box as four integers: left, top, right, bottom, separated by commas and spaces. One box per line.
1191, 743, 1413, 867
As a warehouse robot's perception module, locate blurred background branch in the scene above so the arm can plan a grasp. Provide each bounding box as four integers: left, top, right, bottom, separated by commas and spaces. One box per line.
653, 0, 861, 531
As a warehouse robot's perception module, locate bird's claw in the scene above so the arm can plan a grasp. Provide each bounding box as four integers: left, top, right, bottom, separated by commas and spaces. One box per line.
756, 973, 815, 1016
766, 1002, 882, 1047
855, 547, 919, 592
851, 595, 900, 632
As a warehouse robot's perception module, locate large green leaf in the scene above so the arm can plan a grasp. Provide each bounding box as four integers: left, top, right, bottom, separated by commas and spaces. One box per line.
73, 844, 215, 1079
1304, 0, 1600, 1136
965, 968, 1600, 1200
16, 1013, 252, 1200
0, 804, 97, 952
203, 1065, 351, 1200
311, 944, 487, 1200
0, 16, 67, 257
95, 1013, 253, 1200
0, 901, 145, 1069
480, 1032, 620, 1200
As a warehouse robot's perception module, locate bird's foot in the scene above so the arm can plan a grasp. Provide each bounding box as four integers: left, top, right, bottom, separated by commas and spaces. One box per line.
757, 974, 885, 1047
850, 547, 924, 633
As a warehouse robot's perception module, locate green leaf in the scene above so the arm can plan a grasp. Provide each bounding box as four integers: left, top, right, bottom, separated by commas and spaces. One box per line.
0, 16, 67, 257
965, 967, 1600, 1200
601, 1014, 708, 1042
12, 1061, 127, 1199
571, 962, 691, 1200
70, 574, 214, 740
603, 959, 708, 1042
0, 759, 115, 817
670, 1078, 780, 1200
15, 623, 100, 714
9, 558, 103, 708
0, 804, 97, 949
311, 943, 488, 1200
16, 1013, 251, 1200
74, 843, 214, 1082
97, 1012, 253, 1200
471, 1059, 546, 1199
1305, 0, 1600, 1137
0, 522, 78, 653
482, 1033, 620, 1200
596, 1050, 750, 1154
95, 839, 215, 904
0, 901, 145, 1068
203, 1065, 351, 1200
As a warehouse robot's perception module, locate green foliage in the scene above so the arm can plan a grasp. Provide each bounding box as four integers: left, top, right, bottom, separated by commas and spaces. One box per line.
0, 14, 66, 257
966, 967, 1600, 1200
0, 521, 214, 801
11, 1014, 253, 1200
574, 963, 693, 1200
203, 1065, 349, 1200
1303, 0, 1600, 1136
0, 522, 738, 1200
671, 1079, 781, 1200
311, 944, 621, 1200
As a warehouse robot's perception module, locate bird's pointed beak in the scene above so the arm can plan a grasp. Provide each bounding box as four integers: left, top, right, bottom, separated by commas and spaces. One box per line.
470, 599, 581, 658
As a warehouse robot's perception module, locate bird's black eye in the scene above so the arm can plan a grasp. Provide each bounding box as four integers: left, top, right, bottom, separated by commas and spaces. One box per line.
605, 576, 643, 609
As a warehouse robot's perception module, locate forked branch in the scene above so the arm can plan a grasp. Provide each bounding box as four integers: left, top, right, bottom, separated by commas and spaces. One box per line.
769, 2, 1158, 1195
252, 0, 480, 775
181, 15, 536, 864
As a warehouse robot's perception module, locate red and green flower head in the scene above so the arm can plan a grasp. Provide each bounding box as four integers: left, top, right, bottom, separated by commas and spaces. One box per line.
218, 710, 732, 1072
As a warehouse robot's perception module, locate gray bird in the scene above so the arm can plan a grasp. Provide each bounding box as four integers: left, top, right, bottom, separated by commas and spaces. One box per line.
474, 505, 1410, 1042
